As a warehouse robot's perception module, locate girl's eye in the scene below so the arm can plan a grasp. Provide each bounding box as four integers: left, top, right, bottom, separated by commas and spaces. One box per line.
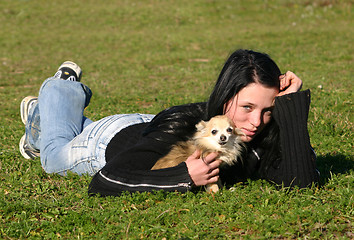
226, 127, 233, 133
243, 106, 252, 111
211, 130, 218, 135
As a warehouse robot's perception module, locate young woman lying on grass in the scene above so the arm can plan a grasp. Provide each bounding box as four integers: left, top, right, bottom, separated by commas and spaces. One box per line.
19, 49, 319, 196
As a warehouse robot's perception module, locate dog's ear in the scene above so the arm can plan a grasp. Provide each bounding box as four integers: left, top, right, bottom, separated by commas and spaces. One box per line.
196, 120, 207, 132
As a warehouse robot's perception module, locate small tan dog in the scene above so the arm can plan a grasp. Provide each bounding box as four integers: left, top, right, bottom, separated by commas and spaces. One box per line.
151, 115, 244, 193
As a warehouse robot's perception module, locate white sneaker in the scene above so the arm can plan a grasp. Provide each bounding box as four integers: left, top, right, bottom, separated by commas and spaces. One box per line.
53, 61, 82, 82
20, 96, 38, 124
19, 135, 40, 159
19, 96, 40, 159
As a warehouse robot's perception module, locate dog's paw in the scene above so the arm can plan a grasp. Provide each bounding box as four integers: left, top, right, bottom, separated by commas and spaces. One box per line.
205, 183, 219, 193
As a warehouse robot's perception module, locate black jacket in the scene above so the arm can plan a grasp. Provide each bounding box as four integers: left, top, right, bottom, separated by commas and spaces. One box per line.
88, 90, 319, 196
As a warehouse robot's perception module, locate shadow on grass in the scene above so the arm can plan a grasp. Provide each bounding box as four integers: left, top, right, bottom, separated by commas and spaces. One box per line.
317, 154, 353, 184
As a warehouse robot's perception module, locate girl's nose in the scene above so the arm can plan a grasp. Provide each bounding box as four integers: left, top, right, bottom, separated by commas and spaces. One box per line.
249, 111, 262, 127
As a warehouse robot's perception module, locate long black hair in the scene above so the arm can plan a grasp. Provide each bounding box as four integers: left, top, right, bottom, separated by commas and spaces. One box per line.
206, 49, 282, 176
206, 49, 281, 118
145, 49, 282, 175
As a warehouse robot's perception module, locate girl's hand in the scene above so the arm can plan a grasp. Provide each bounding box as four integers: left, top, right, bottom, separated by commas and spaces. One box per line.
185, 150, 222, 186
278, 71, 303, 96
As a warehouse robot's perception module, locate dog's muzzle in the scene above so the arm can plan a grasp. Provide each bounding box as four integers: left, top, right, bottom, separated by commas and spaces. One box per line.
219, 135, 227, 145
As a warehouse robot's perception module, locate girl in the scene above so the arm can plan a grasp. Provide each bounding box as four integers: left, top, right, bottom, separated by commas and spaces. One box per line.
20, 49, 319, 196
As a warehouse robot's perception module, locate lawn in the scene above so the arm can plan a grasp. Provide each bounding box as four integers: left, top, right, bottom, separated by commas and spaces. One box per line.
0, 0, 353, 239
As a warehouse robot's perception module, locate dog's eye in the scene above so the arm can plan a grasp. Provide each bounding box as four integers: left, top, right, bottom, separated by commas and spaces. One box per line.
226, 127, 233, 133
211, 129, 218, 135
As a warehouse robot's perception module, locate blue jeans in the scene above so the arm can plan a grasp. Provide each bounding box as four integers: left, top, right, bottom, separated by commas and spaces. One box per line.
26, 78, 155, 176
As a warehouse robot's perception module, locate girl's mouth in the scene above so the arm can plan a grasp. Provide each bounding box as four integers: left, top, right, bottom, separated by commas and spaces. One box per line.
242, 128, 256, 137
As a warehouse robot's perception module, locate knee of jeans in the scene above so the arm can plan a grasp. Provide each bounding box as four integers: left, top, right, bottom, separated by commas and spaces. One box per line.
39, 78, 92, 104
39, 142, 71, 174
39, 148, 60, 174
39, 77, 60, 93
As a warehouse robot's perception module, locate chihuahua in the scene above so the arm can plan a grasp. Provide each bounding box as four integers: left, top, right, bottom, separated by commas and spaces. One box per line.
151, 115, 244, 193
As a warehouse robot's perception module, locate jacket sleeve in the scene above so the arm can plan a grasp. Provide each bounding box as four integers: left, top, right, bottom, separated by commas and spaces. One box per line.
88, 129, 194, 196
264, 89, 319, 188
88, 163, 193, 197
88, 103, 207, 196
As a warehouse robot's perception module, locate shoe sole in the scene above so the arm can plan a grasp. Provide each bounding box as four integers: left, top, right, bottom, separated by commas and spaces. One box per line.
19, 135, 40, 159
20, 96, 38, 125
58, 61, 82, 81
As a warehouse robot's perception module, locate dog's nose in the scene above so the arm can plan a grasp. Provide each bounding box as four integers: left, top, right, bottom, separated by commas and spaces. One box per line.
220, 135, 227, 142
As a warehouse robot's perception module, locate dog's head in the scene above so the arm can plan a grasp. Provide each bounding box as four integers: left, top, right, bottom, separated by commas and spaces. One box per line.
194, 115, 243, 151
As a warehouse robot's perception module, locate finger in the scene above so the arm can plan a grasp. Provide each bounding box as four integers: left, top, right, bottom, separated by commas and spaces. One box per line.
208, 166, 220, 176
206, 175, 219, 184
279, 73, 286, 90
285, 71, 297, 83
203, 152, 219, 164
208, 159, 222, 169
281, 72, 291, 90
284, 77, 290, 89
279, 73, 286, 80
288, 71, 303, 90
280, 77, 285, 90
192, 149, 201, 159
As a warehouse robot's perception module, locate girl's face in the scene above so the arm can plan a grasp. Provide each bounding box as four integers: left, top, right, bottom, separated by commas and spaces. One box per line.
224, 83, 279, 142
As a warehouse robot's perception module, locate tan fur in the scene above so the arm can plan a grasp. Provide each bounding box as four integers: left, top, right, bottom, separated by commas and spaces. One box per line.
151, 115, 244, 193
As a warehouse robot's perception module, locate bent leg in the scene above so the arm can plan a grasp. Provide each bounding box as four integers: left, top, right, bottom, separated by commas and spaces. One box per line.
38, 77, 93, 174
38, 78, 154, 175
61, 113, 155, 175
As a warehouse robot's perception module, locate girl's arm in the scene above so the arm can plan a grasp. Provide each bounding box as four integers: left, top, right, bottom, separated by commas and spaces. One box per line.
265, 89, 319, 187
88, 162, 193, 196
88, 130, 221, 196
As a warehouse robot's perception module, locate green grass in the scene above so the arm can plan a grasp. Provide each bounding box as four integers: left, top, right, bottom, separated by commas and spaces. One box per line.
0, 0, 353, 238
